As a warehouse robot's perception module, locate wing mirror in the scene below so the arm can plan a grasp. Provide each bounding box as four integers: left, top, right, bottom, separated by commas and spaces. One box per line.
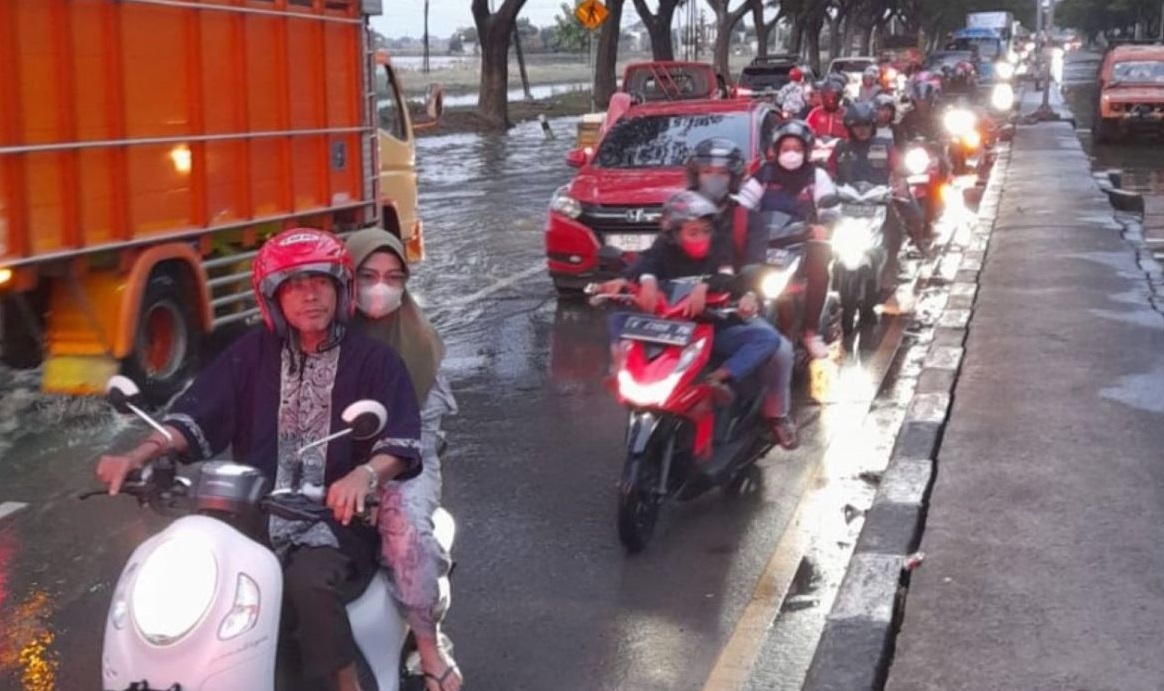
342, 400, 388, 441
413, 84, 444, 131
106, 375, 144, 415
566, 148, 590, 168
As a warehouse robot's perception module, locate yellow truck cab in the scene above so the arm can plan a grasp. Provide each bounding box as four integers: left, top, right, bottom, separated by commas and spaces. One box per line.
0, 0, 438, 402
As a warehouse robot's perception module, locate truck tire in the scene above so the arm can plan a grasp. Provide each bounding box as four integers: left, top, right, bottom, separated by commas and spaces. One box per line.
122, 267, 201, 406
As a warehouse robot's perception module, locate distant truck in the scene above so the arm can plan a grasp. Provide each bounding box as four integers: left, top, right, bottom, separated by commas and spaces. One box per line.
0, 0, 439, 402
967, 11, 1015, 38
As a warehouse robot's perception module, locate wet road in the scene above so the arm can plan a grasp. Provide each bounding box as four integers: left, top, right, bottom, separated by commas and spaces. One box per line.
0, 116, 966, 690
1061, 50, 1164, 246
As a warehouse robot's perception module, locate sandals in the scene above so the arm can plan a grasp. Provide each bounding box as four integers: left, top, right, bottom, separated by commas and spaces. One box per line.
425, 665, 463, 691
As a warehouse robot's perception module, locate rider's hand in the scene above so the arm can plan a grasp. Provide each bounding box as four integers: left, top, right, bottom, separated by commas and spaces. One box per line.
808, 223, 830, 242
598, 278, 628, 295
738, 292, 760, 319
327, 470, 372, 526
636, 280, 660, 313
96, 454, 143, 496
684, 282, 709, 318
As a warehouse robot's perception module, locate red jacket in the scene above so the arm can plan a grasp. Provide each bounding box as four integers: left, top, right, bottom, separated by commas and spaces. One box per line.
806, 107, 849, 140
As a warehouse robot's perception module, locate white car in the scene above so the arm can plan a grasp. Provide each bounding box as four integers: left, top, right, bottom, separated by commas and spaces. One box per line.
828, 56, 878, 98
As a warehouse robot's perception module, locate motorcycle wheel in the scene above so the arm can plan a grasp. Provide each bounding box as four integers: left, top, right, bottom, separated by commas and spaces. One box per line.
617, 451, 661, 553
860, 273, 879, 326
725, 464, 764, 500
839, 277, 860, 336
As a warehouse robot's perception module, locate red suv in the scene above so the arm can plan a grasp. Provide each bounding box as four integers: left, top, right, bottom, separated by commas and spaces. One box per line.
545, 98, 776, 294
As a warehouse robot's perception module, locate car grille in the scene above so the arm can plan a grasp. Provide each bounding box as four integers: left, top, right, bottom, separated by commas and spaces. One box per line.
579, 204, 664, 236
1109, 102, 1164, 115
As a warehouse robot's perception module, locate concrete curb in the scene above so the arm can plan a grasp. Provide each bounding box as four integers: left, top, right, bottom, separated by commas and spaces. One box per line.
800, 134, 1012, 691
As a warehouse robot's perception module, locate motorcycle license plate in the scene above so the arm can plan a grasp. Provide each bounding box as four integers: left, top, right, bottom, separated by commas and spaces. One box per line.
606, 233, 654, 253
621, 315, 696, 346
767, 247, 794, 265
840, 204, 879, 218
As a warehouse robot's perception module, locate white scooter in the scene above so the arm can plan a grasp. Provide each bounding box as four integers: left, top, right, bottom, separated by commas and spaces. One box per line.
90, 375, 454, 691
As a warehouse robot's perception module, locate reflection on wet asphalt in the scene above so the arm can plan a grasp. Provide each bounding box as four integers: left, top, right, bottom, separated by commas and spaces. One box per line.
0, 114, 954, 690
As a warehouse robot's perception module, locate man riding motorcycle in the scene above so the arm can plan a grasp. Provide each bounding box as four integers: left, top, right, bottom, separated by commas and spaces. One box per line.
856, 65, 883, 102
806, 80, 849, 140
874, 93, 905, 146
95, 228, 424, 691
830, 102, 926, 290
685, 139, 800, 448
776, 66, 810, 118
599, 192, 798, 447
737, 120, 838, 360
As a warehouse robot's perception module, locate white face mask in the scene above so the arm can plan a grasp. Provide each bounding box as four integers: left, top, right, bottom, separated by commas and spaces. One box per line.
778, 151, 805, 171
357, 283, 403, 319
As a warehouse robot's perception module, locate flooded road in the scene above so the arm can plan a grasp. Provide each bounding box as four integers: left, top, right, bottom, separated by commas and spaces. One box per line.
0, 113, 974, 690
1061, 50, 1164, 246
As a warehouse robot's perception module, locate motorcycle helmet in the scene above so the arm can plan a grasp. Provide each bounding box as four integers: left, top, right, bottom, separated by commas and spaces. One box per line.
769, 119, 815, 155
685, 137, 746, 195
843, 102, 878, 136
910, 78, 939, 105
789, 66, 804, 83
661, 190, 718, 234
252, 227, 355, 337
874, 92, 897, 121
819, 80, 842, 110
862, 65, 880, 83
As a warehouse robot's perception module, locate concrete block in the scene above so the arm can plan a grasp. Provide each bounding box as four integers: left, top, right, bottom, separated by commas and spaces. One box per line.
924, 346, 964, 370
907, 393, 951, 424
854, 501, 925, 555
937, 309, 971, 328
830, 553, 904, 622
802, 618, 893, 691
891, 421, 942, 461
916, 367, 957, 394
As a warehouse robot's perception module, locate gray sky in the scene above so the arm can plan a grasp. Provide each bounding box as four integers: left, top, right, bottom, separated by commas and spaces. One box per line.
371, 1, 570, 39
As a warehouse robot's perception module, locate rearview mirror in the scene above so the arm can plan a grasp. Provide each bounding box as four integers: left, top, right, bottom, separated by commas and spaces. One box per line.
566, 148, 589, 168
106, 375, 143, 414
342, 400, 388, 441
413, 84, 444, 132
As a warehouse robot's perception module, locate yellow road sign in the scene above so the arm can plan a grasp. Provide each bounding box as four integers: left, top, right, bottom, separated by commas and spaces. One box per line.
575, 0, 609, 32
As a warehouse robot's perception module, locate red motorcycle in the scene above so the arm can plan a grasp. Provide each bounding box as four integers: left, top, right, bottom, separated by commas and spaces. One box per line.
587, 278, 774, 553
902, 136, 948, 234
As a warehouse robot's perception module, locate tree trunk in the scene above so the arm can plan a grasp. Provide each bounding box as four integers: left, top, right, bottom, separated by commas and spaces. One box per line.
789, 16, 804, 55
473, 0, 529, 129
806, 16, 823, 73
633, 0, 679, 60
752, 0, 770, 58
513, 25, 532, 100
595, 0, 625, 107
860, 21, 875, 54
709, 0, 752, 79
828, 15, 842, 61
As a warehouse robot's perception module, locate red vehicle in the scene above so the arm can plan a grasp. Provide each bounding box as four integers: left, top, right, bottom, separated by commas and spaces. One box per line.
547, 98, 776, 294
588, 279, 772, 552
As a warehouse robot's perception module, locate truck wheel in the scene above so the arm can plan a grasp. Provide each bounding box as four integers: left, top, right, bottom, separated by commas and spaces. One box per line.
1093, 118, 1114, 144
122, 268, 200, 405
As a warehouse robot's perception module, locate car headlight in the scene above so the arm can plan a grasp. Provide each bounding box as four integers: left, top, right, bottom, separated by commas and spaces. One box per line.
995, 61, 1015, 80
218, 573, 261, 641
833, 219, 875, 270
131, 538, 218, 646
617, 338, 705, 407
943, 108, 976, 136
761, 268, 796, 299
992, 83, 1015, 111
905, 147, 930, 175
550, 186, 582, 219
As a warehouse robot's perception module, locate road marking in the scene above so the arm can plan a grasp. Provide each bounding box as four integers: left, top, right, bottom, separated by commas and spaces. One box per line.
0, 502, 28, 522
702, 317, 906, 691
441, 261, 547, 308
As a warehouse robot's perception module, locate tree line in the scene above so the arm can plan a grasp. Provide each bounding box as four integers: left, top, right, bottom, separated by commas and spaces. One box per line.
471, 0, 1034, 127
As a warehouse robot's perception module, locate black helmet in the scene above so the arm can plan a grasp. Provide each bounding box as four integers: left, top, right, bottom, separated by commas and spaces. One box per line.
661, 191, 718, 234
910, 79, 938, 105
685, 137, 746, 192
843, 102, 877, 134
770, 119, 815, 154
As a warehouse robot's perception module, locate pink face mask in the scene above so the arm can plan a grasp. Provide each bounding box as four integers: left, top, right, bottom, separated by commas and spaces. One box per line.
681, 235, 711, 259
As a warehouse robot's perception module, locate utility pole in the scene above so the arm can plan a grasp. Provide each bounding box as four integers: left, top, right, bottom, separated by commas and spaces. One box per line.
1159, 0, 1163, 41
423, 0, 430, 74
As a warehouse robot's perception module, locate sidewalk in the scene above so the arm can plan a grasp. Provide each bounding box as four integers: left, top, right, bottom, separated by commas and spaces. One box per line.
884, 91, 1164, 688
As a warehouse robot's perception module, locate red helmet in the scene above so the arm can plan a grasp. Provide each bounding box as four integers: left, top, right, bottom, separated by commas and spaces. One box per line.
789, 66, 803, 83
251, 228, 355, 336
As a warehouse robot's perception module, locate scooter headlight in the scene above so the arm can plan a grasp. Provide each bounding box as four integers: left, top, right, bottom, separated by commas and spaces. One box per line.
550, 185, 583, 219
833, 218, 876, 270
992, 83, 1015, 111
132, 538, 218, 646
905, 147, 930, 176
943, 108, 976, 137
217, 573, 261, 641
617, 338, 705, 407
761, 268, 796, 300
995, 61, 1015, 80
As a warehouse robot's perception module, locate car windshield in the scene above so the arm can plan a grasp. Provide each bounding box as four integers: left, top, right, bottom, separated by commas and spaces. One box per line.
740, 65, 793, 90
927, 52, 975, 70
949, 37, 999, 58
1111, 60, 1164, 83
832, 60, 873, 73
594, 113, 753, 169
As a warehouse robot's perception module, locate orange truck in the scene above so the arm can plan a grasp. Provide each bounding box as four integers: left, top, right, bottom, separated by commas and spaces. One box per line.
0, 0, 438, 402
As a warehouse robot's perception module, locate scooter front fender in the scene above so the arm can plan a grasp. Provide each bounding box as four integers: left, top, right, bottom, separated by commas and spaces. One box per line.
627, 410, 661, 456
103, 515, 282, 691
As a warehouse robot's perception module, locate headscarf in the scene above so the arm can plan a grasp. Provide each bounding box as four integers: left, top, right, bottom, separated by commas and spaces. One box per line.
345, 229, 444, 405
